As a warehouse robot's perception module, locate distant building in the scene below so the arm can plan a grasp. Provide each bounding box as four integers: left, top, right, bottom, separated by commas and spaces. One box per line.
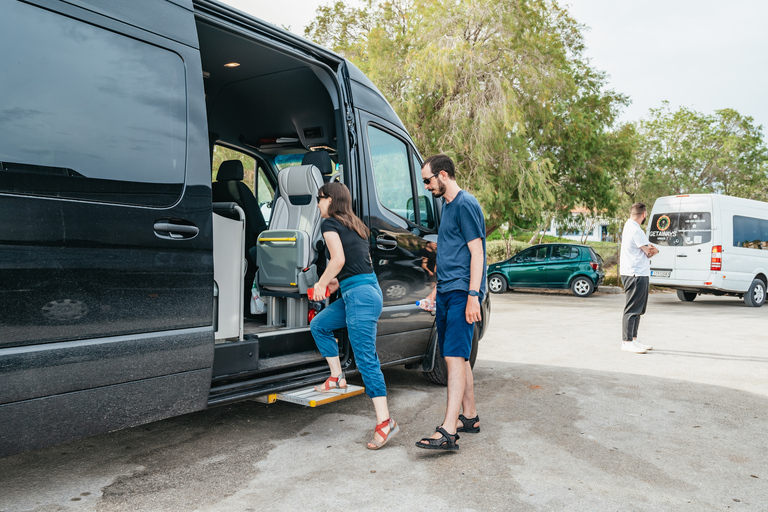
542, 207, 615, 242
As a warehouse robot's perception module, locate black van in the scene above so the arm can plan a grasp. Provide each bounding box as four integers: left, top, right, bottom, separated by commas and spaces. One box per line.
0, 0, 490, 456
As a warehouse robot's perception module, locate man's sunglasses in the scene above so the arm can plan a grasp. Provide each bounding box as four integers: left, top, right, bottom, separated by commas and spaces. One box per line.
422, 171, 442, 185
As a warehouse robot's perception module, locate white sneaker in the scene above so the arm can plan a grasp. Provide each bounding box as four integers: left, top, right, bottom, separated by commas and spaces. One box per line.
621, 341, 647, 354
633, 340, 653, 351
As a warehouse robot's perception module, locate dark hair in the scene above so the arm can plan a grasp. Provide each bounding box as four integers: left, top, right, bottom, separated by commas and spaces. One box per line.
319, 182, 369, 239
631, 202, 646, 216
422, 154, 456, 180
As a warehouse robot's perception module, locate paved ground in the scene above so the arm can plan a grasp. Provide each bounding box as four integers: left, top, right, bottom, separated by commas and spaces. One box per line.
1, 290, 767, 512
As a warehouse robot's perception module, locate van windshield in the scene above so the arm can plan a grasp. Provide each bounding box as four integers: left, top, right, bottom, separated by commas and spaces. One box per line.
648, 212, 712, 246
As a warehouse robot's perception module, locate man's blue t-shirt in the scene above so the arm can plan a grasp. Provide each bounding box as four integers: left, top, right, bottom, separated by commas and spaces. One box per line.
437, 190, 487, 295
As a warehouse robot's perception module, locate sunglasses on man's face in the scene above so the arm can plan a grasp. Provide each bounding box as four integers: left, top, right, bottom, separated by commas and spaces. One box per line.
422, 171, 441, 185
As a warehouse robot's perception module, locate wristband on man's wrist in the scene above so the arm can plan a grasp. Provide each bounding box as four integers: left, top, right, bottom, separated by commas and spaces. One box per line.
468, 290, 480, 297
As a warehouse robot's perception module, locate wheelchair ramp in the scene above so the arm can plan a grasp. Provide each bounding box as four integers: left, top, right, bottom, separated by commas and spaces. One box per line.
258, 384, 365, 407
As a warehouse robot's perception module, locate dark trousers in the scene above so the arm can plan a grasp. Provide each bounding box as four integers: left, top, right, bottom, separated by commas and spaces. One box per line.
621, 275, 649, 341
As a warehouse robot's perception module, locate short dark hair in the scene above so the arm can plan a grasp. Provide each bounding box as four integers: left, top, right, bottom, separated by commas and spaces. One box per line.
422, 154, 456, 180
631, 203, 646, 216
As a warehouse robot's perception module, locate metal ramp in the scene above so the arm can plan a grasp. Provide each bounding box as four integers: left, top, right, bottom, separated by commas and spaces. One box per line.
256, 384, 365, 407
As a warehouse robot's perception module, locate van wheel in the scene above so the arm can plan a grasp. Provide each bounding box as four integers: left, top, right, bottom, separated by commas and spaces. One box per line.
676, 290, 697, 302
423, 324, 479, 386
570, 277, 594, 297
488, 274, 507, 294
744, 279, 766, 307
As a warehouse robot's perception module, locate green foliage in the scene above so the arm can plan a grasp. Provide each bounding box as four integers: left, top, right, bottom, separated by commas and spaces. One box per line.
617, 102, 768, 211
305, 0, 630, 235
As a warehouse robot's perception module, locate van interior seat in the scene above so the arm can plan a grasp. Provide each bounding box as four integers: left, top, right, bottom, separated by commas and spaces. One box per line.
212, 159, 268, 264
301, 149, 335, 182
256, 163, 324, 295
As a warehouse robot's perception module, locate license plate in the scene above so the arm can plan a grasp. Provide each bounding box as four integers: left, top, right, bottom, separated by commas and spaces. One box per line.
651, 270, 670, 278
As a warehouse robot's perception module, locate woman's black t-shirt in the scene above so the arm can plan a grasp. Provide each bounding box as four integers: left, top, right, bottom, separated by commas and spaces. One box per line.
321, 217, 373, 282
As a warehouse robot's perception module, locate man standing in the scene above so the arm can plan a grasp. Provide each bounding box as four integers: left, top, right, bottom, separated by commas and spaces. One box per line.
620, 202, 658, 354
416, 154, 486, 451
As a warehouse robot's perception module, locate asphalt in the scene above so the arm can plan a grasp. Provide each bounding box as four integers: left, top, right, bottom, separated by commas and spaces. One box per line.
1, 290, 767, 512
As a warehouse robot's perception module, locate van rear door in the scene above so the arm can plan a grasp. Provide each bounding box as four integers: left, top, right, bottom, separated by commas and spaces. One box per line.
649, 196, 714, 281
674, 196, 714, 281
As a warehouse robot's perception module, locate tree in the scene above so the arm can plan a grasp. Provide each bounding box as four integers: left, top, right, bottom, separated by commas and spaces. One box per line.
306, 0, 630, 235
620, 103, 768, 210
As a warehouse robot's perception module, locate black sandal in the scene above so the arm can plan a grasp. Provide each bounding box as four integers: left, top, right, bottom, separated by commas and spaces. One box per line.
457, 414, 480, 434
415, 426, 460, 451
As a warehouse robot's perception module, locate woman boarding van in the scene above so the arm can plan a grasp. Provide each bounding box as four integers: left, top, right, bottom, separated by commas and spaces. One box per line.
647, 194, 768, 307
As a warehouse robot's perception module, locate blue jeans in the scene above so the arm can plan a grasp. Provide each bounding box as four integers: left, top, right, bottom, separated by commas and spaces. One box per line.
310, 274, 386, 398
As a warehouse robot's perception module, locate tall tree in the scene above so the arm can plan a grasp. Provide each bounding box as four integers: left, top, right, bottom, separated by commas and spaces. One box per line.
306, 0, 630, 235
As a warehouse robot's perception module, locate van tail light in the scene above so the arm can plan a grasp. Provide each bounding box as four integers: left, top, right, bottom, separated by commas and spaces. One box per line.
711, 245, 722, 271
590, 262, 599, 271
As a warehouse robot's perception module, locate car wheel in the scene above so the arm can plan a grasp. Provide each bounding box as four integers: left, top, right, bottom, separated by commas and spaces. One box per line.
676, 290, 697, 302
380, 280, 409, 301
488, 274, 508, 294
423, 324, 480, 385
570, 276, 594, 297
744, 279, 766, 307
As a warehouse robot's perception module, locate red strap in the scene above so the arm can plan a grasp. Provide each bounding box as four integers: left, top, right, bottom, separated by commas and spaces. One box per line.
375, 418, 391, 436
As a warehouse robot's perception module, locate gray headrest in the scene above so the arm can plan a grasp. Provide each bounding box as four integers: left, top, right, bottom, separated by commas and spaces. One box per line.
301, 150, 333, 176
217, 160, 244, 181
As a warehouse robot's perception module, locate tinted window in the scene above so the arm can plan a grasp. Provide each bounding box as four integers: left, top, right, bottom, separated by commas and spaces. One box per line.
0, 2, 186, 206
413, 154, 436, 230
368, 126, 416, 223
733, 215, 768, 250
551, 245, 579, 261
648, 212, 712, 246
514, 246, 547, 263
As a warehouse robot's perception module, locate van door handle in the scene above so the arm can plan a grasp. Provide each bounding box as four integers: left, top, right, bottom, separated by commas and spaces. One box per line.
677, 254, 687, 258
376, 235, 398, 250
154, 220, 199, 240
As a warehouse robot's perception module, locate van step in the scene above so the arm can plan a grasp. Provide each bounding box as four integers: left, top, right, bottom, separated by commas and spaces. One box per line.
256, 384, 365, 407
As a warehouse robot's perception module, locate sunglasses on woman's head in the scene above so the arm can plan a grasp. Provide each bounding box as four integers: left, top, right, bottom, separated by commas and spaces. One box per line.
317, 194, 328, 202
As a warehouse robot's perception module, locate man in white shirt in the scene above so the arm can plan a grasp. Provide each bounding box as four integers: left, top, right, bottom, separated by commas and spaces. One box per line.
619, 203, 659, 354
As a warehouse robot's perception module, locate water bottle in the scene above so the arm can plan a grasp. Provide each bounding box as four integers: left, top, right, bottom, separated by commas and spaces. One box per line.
416, 299, 436, 312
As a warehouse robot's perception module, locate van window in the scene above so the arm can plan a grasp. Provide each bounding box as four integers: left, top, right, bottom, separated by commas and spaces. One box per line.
648, 212, 712, 246
733, 216, 768, 250
0, 2, 186, 207
367, 126, 416, 223
413, 154, 436, 230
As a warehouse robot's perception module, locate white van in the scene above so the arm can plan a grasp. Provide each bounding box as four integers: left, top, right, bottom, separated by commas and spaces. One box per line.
647, 194, 768, 307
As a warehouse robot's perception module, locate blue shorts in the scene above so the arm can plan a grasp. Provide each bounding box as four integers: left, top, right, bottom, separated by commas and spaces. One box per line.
436, 289, 481, 360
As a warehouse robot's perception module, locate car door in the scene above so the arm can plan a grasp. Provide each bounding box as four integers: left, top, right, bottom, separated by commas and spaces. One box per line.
358, 113, 438, 361
506, 246, 548, 287
547, 245, 581, 287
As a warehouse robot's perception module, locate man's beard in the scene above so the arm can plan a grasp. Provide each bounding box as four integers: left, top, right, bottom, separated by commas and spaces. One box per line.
431, 180, 446, 198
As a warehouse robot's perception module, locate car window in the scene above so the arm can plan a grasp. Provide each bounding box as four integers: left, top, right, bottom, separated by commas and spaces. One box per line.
649, 212, 712, 246
367, 126, 416, 223
550, 245, 579, 261
0, 2, 186, 207
514, 246, 547, 263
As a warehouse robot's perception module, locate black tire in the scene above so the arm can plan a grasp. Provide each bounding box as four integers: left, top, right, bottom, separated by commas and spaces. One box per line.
488, 274, 508, 294
570, 276, 594, 297
676, 290, 697, 302
744, 279, 766, 307
423, 324, 480, 385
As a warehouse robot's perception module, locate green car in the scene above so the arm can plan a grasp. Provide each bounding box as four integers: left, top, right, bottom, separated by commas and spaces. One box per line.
487, 243, 605, 297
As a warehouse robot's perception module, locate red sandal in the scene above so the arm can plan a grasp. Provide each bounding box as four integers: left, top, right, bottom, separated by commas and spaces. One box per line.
314, 372, 347, 393
367, 418, 399, 450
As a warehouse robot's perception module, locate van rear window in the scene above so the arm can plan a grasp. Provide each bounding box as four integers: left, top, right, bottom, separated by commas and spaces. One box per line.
648, 212, 712, 246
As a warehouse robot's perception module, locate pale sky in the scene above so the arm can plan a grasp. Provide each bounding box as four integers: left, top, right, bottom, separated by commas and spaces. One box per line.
224, 0, 768, 131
